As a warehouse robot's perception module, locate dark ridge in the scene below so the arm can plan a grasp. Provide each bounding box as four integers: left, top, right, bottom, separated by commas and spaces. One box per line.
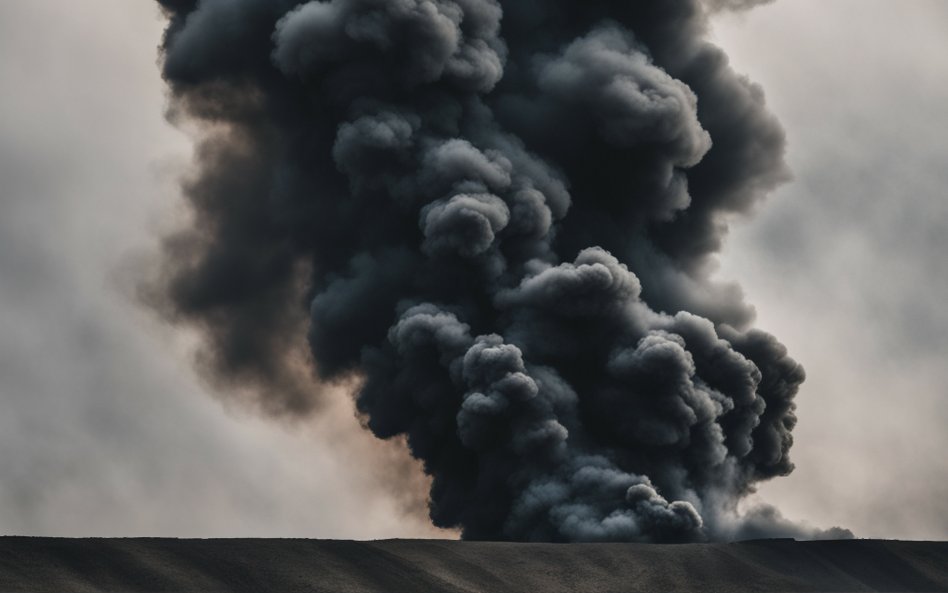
1, 537, 946, 592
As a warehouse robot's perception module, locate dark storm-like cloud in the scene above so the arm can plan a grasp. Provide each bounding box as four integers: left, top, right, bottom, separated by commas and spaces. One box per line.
152, 0, 848, 542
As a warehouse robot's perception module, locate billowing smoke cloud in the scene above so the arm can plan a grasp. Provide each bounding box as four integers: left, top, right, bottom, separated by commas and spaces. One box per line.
152, 0, 848, 542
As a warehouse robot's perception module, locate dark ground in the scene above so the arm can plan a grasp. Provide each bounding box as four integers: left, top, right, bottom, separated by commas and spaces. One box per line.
0, 537, 946, 592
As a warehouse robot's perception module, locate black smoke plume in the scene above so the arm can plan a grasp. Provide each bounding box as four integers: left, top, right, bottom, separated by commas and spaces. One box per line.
152, 0, 850, 542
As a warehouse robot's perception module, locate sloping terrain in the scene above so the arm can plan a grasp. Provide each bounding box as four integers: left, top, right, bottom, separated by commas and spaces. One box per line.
0, 537, 946, 592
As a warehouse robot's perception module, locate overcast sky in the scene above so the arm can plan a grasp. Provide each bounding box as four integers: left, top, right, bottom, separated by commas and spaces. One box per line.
0, 1, 945, 540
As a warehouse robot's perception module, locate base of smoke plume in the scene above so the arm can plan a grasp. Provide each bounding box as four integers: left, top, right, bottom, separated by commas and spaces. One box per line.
2, 537, 946, 592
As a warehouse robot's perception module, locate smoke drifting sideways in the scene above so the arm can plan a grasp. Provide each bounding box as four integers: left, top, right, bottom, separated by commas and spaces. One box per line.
152, 0, 851, 543
704, 0, 775, 13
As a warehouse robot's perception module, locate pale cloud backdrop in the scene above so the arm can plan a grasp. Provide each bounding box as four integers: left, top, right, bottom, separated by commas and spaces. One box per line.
712, 0, 948, 540
0, 1, 944, 539
0, 1, 437, 539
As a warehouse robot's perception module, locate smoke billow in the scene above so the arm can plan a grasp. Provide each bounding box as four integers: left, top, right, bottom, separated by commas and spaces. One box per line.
152, 0, 849, 542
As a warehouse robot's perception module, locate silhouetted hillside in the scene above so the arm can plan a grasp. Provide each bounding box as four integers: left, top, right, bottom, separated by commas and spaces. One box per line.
1, 537, 946, 592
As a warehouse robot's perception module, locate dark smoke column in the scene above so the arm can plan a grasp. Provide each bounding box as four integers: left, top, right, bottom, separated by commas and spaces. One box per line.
153, 0, 849, 542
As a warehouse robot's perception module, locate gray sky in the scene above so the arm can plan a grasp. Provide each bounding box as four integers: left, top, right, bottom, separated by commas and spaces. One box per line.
0, 0, 945, 540
712, 1, 948, 540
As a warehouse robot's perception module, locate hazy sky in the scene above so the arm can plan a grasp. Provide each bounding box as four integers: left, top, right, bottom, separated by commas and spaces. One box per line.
712, 2, 948, 540
0, 1, 945, 540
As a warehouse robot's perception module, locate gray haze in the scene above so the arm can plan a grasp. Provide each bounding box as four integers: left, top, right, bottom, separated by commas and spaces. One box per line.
712, 0, 948, 541
0, 0, 944, 540
0, 0, 439, 539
